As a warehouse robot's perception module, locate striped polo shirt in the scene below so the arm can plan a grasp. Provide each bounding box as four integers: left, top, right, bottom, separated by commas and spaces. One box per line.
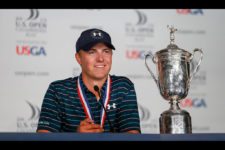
37, 74, 141, 133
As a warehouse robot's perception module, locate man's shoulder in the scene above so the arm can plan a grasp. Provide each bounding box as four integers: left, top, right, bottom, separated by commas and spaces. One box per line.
110, 75, 134, 86
49, 76, 78, 88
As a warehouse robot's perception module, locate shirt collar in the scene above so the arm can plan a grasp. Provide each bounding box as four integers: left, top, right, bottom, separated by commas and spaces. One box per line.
78, 73, 109, 94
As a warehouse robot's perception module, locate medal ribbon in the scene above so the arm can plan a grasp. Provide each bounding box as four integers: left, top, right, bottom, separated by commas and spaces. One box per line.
77, 75, 111, 127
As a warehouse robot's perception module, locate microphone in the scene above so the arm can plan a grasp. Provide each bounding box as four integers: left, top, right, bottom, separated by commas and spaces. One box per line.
93, 85, 114, 133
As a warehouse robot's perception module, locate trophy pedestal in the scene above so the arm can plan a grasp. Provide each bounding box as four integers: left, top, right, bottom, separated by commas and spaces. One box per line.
159, 101, 192, 134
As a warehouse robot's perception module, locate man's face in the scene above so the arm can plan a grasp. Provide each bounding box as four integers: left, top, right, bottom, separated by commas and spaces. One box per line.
75, 43, 113, 81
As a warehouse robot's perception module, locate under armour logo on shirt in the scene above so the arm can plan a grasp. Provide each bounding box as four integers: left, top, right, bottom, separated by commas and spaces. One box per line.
107, 103, 116, 110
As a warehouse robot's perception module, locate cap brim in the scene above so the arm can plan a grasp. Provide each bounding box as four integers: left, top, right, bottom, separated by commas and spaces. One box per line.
81, 41, 115, 51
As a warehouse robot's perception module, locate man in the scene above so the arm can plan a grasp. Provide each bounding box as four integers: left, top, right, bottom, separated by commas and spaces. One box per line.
37, 28, 141, 133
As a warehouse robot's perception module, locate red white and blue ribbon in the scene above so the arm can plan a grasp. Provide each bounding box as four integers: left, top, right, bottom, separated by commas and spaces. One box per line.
100, 75, 111, 127
77, 75, 111, 128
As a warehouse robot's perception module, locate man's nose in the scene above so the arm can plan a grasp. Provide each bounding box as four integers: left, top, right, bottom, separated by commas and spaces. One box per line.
96, 53, 104, 62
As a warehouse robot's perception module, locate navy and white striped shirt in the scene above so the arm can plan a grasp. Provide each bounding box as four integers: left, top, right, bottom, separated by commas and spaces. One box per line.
37, 74, 141, 133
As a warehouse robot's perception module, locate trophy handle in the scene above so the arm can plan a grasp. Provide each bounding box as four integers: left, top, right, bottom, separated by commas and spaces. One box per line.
190, 48, 203, 81
145, 51, 158, 85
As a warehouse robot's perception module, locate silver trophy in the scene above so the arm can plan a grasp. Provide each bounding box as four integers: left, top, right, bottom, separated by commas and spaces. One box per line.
145, 26, 203, 134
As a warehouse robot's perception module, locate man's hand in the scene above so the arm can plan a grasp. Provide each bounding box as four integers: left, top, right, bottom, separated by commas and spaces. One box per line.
127, 130, 140, 134
77, 118, 104, 133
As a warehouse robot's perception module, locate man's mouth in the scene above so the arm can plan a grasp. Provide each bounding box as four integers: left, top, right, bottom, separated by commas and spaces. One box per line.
95, 65, 105, 68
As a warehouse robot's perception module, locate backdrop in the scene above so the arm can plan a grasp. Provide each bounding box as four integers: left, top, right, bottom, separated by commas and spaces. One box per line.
0, 9, 224, 133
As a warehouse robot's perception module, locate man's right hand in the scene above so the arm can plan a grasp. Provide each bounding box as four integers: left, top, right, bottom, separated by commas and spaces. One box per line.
77, 118, 104, 133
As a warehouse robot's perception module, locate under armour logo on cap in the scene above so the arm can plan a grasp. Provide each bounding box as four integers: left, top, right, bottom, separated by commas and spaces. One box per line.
91, 30, 103, 39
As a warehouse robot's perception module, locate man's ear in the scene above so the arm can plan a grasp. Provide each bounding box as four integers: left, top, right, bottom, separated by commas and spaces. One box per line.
75, 52, 81, 65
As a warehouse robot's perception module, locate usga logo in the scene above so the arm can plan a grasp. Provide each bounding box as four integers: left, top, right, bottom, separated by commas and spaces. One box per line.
180, 98, 207, 108
126, 50, 147, 59
177, 9, 203, 15
16, 45, 47, 56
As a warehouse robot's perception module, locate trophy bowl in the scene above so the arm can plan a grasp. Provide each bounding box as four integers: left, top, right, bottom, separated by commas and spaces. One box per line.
145, 26, 203, 134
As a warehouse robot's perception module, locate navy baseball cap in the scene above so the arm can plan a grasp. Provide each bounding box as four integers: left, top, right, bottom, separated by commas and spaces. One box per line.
76, 28, 115, 52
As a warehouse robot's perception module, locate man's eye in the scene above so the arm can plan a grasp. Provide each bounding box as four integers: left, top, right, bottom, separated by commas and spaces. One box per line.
88, 50, 95, 54
104, 49, 111, 53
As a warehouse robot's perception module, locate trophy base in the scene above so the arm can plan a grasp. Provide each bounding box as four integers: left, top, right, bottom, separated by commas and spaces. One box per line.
159, 102, 192, 134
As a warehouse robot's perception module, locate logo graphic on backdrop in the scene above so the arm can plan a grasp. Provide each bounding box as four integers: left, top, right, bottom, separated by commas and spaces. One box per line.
138, 104, 150, 121
17, 101, 40, 132
181, 97, 207, 108
15, 40, 47, 57
176, 9, 204, 15
124, 46, 154, 80
15, 9, 47, 36
16, 44, 47, 56
136, 10, 147, 25
125, 10, 154, 42
27, 9, 39, 20
26, 101, 40, 120
15, 9, 48, 57
175, 10, 205, 35
124, 10, 155, 82
138, 104, 159, 133
126, 49, 149, 60
14, 42, 49, 76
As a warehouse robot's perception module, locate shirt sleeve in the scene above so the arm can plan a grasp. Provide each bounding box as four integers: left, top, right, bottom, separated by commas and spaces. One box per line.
37, 83, 61, 132
117, 82, 141, 133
